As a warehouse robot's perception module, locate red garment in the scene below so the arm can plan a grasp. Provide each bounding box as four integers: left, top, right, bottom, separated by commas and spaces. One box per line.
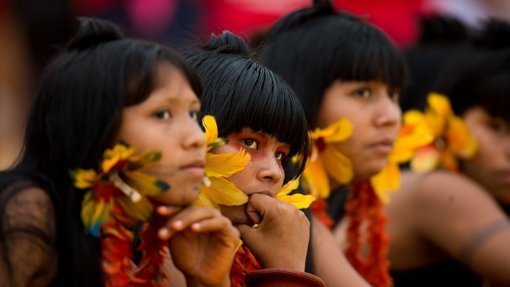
231, 245, 262, 287
246, 269, 325, 287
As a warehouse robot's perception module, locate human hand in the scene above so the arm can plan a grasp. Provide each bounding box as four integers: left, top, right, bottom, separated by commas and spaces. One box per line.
157, 206, 240, 287
236, 194, 310, 271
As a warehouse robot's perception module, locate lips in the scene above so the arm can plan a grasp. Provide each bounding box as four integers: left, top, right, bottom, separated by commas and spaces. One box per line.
180, 160, 205, 177
367, 139, 394, 154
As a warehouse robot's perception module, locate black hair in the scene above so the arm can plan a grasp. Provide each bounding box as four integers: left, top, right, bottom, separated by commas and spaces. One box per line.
434, 49, 510, 122
432, 18, 510, 121
183, 31, 309, 180
256, 1, 407, 128
17, 17, 202, 286
400, 15, 474, 112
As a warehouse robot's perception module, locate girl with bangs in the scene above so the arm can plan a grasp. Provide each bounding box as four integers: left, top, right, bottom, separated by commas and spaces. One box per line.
182, 31, 356, 287
257, 1, 406, 286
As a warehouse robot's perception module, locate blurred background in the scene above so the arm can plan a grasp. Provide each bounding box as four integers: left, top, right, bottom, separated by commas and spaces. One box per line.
2, 0, 510, 169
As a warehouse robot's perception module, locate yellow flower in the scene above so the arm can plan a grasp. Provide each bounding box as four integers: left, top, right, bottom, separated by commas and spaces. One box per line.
371, 113, 434, 203
102, 144, 136, 173
276, 178, 315, 209
194, 116, 250, 208
409, 93, 478, 172
302, 118, 353, 199
71, 143, 169, 237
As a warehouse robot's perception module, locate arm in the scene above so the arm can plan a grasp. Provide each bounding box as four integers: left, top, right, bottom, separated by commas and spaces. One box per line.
311, 216, 371, 287
0, 186, 57, 287
411, 171, 510, 284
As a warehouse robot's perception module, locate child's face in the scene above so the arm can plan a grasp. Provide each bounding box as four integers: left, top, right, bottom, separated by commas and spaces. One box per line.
118, 63, 206, 206
317, 80, 402, 181
214, 128, 290, 225
463, 107, 510, 204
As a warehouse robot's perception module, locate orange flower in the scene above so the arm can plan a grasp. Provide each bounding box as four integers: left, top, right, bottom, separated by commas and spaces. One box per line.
371, 111, 434, 203
302, 118, 353, 199
409, 93, 478, 172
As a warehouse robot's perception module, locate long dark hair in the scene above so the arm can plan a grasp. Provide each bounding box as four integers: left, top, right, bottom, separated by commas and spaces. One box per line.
17, 17, 202, 286
183, 31, 310, 181
256, 1, 407, 128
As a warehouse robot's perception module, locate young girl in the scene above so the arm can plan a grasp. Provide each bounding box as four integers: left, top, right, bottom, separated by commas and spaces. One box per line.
386, 46, 510, 285
0, 18, 240, 287
183, 31, 367, 287
257, 1, 406, 286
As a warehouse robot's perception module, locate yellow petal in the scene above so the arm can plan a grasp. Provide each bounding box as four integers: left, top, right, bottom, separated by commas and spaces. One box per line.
201, 177, 249, 206
205, 149, 251, 178
202, 115, 218, 142
440, 151, 459, 171
72, 169, 99, 189
392, 119, 434, 163
428, 93, 452, 119
277, 192, 315, 209
277, 179, 300, 196
321, 147, 353, 186
447, 116, 478, 159
310, 118, 353, 143
102, 144, 136, 173
193, 193, 220, 209
303, 155, 330, 199
411, 146, 440, 172
371, 162, 400, 204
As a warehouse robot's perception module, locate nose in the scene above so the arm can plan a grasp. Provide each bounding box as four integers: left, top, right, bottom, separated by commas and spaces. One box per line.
256, 155, 284, 194
373, 93, 401, 128
182, 117, 206, 151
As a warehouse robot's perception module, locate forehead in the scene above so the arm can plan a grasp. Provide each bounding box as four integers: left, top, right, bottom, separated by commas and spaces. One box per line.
150, 63, 198, 104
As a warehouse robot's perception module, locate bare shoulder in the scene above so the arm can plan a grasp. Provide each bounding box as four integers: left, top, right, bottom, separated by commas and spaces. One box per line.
401, 170, 498, 214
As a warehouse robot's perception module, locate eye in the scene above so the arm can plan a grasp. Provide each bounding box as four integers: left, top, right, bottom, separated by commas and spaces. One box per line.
189, 110, 199, 121
488, 119, 509, 135
241, 138, 258, 150
275, 151, 287, 161
154, 109, 172, 119
389, 89, 400, 102
352, 88, 371, 99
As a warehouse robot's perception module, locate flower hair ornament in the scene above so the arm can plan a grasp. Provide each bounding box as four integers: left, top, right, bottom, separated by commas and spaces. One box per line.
407, 93, 478, 172
195, 115, 315, 287
71, 144, 171, 287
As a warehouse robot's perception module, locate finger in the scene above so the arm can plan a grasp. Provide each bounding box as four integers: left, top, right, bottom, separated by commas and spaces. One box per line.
165, 206, 221, 233
156, 205, 182, 217
191, 217, 240, 241
236, 223, 261, 245
246, 194, 279, 220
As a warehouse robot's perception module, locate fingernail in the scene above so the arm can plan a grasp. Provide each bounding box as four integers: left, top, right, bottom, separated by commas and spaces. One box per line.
192, 223, 201, 230
157, 206, 168, 215
158, 228, 169, 239
172, 220, 183, 230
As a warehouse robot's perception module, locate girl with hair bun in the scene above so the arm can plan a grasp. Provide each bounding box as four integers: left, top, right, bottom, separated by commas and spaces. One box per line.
257, 1, 406, 286
183, 30, 366, 287
1, 17, 240, 287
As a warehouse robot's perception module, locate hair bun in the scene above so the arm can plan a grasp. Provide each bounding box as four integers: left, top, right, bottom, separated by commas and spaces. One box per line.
204, 31, 250, 55
66, 17, 123, 51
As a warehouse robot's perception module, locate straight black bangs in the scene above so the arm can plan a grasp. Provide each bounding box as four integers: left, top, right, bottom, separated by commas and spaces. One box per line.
436, 50, 510, 121
257, 12, 407, 127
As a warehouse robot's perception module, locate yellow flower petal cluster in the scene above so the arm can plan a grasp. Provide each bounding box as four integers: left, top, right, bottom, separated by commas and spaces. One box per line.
71, 144, 169, 236
194, 115, 250, 208
409, 93, 478, 172
302, 118, 354, 199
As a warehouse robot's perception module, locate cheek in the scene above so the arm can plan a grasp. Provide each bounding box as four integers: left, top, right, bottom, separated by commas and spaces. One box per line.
226, 167, 253, 195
